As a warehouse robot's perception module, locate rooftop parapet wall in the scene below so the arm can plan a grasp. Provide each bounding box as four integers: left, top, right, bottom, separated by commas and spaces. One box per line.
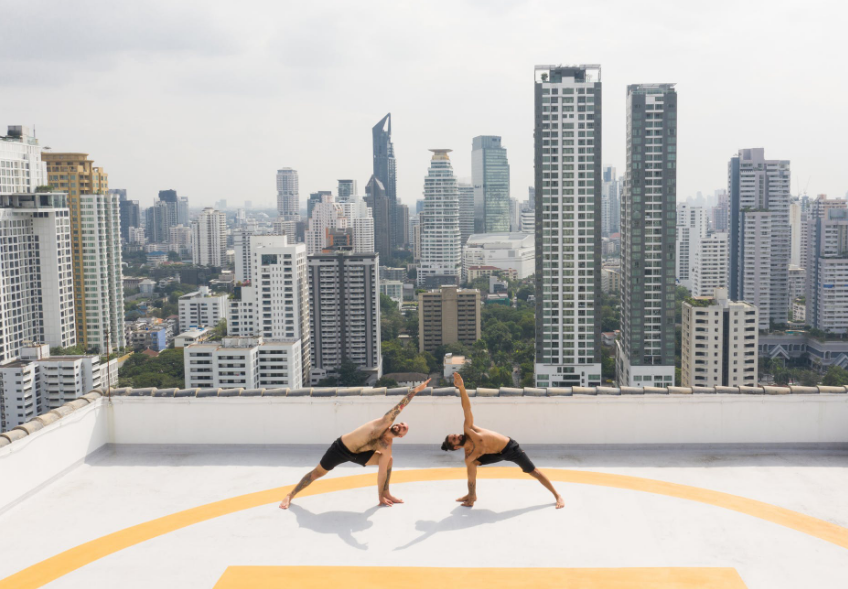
2, 385, 848, 447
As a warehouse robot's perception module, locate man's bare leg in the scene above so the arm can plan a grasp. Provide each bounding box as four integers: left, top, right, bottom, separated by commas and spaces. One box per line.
529, 468, 565, 509
279, 465, 328, 509
382, 457, 403, 504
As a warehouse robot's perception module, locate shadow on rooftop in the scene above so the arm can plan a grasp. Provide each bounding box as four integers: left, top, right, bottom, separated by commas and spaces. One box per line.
287, 504, 380, 550
394, 504, 548, 551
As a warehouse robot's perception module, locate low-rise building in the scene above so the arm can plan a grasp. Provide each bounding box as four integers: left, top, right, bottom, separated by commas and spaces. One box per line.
380, 280, 403, 307
139, 279, 156, 296
127, 325, 168, 352
380, 267, 407, 282
681, 288, 758, 388
759, 331, 848, 372
381, 372, 429, 387
792, 299, 806, 323
443, 353, 466, 379
467, 265, 516, 282
174, 328, 213, 348
147, 251, 169, 266
183, 336, 303, 389
463, 233, 534, 279
0, 345, 117, 431
601, 265, 620, 294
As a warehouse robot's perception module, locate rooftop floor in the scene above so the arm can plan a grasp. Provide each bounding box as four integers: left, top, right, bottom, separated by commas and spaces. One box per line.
1, 445, 847, 588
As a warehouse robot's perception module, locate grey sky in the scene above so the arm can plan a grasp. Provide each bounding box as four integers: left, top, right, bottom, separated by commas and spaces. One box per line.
3, 0, 845, 210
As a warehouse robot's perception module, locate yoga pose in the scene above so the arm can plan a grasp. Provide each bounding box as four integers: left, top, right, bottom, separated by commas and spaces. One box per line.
279, 379, 430, 509
442, 372, 564, 509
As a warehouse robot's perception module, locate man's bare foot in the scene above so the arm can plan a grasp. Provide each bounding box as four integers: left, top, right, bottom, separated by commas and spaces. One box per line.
384, 493, 404, 504
460, 499, 476, 507
279, 496, 292, 510
555, 495, 565, 509
379, 496, 394, 507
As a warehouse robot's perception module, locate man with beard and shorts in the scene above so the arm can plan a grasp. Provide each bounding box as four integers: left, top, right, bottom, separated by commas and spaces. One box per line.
279, 379, 430, 509
441, 372, 564, 509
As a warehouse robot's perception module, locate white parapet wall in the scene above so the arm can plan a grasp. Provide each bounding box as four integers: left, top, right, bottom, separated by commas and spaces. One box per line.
3, 393, 848, 514
108, 395, 848, 446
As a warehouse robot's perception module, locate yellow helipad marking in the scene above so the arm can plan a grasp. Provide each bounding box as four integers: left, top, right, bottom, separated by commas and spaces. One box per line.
213, 566, 749, 588
2, 467, 847, 589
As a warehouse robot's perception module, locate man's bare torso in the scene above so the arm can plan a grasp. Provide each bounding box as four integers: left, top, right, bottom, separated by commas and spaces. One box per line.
342, 419, 392, 453
464, 426, 510, 462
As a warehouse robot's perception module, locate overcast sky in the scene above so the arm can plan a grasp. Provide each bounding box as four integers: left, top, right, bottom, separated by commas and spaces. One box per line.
3, 0, 846, 210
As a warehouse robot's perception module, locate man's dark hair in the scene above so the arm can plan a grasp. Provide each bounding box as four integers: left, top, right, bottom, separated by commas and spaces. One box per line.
441, 434, 466, 451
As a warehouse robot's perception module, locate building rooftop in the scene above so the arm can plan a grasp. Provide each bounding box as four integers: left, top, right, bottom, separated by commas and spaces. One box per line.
2, 387, 847, 588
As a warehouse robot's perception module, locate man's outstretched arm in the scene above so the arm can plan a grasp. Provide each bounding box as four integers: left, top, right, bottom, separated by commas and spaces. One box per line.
382, 378, 431, 424
458, 460, 478, 507
453, 372, 474, 430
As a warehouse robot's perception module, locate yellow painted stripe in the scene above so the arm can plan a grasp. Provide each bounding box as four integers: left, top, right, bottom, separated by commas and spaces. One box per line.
2, 467, 847, 589
213, 566, 749, 589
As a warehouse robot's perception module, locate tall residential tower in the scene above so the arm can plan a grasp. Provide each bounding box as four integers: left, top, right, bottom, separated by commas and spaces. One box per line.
617, 84, 677, 388
276, 168, 299, 220
418, 150, 461, 287
533, 65, 602, 388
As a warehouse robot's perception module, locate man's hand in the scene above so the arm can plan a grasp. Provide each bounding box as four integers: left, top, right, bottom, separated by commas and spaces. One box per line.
379, 496, 394, 507
411, 378, 431, 397
458, 495, 477, 507
453, 372, 464, 389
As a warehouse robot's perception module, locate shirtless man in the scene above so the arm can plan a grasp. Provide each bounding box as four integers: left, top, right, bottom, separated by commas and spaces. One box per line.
279, 379, 430, 509
441, 373, 564, 509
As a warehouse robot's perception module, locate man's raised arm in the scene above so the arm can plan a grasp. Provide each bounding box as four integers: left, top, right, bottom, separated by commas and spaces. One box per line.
453, 372, 474, 430
383, 378, 431, 423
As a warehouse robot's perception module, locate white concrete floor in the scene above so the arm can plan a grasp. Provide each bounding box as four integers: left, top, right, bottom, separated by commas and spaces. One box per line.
1, 445, 847, 588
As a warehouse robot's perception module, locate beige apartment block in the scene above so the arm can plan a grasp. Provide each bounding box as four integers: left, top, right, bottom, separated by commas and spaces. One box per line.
681, 288, 758, 388
418, 286, 481, 354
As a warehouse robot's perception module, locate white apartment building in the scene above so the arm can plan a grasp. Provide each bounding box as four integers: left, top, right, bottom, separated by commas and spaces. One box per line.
226, 235, 310, 384
0, 193, 76, 364
128, 226, 145, 245
534, 65, 603, 388
690, 232, 728, 297
0, 344, 117, 432
789, 200, 802, 267
463, 233, 535, 279
418, 149, 461, 287
307, 252, 382, 384
681, 289, 758, 388
306, 193, 349, 255
169, 224, 192, 256
728, 148, 790, 329
675, 204, 708, 291
807, 208, 848, 334
178, 286, 227, 330
272, 217, 297, 240
0, 126, 47, 195
340, 195, 375, 255
519, 208, 534, 234
276, 168, 299, 220
191, 208, 226, 267
183, 336, 303, 390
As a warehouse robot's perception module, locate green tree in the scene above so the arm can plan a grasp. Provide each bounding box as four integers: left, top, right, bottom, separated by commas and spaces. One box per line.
822, 366, 848, 386
375, 377, 399, 388
337, 358, 368, 386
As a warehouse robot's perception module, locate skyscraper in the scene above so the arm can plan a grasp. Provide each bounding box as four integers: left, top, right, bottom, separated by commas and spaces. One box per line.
0, 126, 47, 195
276, 168, 299, 220
307, 191, 330, 221
0, 192, 76, 364
471, 136, 511, 233
307, 251, 382, 384
43, 152, 123, 353
365, 176, 391, 263
372, 114, 402, 252
601, 166, 620, 236
115, 191, 140, 243
806, 206, 848, 334
418, 150, 461, 287
457, 182, 475, 246
191, 208, 227, 267
146, 190, 188, 244
226, 235, 311, 384
617, 83, 677, 388
675, 204, 708, 291
728, 148, 791, 329
337, 179, 357, 203
534, 65, 602, 388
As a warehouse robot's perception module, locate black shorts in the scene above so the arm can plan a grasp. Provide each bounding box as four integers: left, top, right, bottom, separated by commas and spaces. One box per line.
319, 437, 375, 471
476, 438, 536, 473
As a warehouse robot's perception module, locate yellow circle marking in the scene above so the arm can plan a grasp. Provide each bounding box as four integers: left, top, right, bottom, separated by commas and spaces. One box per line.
1, 467, 847, 589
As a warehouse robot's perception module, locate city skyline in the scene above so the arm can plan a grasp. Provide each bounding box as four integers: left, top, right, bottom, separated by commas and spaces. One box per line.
3, 2, 845, 209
